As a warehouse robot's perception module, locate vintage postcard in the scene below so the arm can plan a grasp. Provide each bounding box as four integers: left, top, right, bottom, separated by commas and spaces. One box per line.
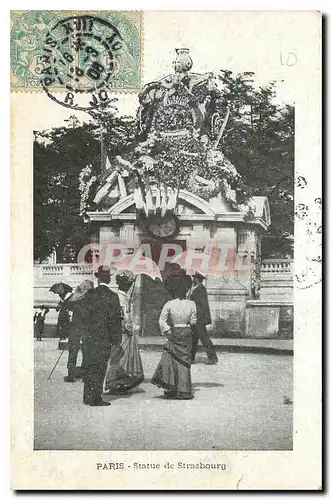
11, 10, 322, 490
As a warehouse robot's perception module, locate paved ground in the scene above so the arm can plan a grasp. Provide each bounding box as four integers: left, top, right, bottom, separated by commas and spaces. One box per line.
34, 339, 293, 451
138, 337, 293, 348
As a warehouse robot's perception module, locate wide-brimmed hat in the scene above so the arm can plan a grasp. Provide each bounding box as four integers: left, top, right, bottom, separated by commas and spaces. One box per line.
192, 271, 207, 280
94, 265, 113, 279
69, 280, 94, 301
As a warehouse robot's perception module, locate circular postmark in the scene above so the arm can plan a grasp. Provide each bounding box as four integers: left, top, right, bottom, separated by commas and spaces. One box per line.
40, 15, 123, 110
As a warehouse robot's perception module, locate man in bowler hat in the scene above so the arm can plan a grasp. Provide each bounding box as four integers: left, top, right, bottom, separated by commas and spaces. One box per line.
83, 266, 122, 406
188, 271, 218, 365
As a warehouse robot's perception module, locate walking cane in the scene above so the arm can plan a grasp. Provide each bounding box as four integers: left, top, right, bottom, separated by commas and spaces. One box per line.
47, 350, 65, 380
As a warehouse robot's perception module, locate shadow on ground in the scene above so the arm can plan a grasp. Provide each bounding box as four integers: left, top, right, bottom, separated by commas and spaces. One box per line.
193, 382, 224, 388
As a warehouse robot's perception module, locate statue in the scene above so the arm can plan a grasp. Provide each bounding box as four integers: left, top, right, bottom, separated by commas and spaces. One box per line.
89, 49, 248, 219
137, 48, 225, 140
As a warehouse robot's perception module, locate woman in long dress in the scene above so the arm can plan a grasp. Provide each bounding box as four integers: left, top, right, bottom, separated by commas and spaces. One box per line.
104, 271, 144, 394
151, 274, 197, 400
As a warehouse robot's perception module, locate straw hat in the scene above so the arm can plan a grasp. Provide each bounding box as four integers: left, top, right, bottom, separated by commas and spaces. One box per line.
192, 271, 207, 280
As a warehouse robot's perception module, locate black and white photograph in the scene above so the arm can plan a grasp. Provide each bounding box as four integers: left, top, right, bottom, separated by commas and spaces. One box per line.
11, 8, 321, 490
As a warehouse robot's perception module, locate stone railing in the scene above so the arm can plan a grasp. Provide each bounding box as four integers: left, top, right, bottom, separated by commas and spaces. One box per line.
40, 264, 64, 276
261, 259, 293, 274
35, 259, 294, 280
34, 263, 93, 279
259, 259, 293, 304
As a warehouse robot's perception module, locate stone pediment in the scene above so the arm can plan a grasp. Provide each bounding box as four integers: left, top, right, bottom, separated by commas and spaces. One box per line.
108, 190, 215, 216
88, 189, 271, 229
251, 196, 271, 227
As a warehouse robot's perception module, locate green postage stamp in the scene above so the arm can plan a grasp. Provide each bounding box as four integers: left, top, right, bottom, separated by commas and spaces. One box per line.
10, 10, 142, 94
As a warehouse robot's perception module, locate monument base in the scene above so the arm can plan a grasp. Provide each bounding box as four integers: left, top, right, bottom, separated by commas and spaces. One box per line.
245, 300, 293, 339
208, 286, 249, 338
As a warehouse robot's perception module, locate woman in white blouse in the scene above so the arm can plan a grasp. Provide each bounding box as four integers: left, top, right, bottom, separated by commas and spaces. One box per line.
151, 274, 197, 400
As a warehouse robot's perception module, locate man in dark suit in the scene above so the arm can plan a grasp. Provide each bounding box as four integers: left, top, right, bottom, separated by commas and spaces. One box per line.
61, 280, 94, 383
188, 272, 218, 365
83, 266, 122, 406
56, 290, 72, 340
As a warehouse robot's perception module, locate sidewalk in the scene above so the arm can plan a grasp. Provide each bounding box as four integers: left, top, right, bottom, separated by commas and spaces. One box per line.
34, 341, 293, 450
56, 336, 293, 355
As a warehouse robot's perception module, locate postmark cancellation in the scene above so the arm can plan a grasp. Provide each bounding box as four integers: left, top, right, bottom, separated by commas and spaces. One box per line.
10, 10, 142, 95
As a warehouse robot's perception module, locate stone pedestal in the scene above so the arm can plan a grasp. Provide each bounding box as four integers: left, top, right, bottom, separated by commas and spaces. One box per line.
208, 285, 248, 337
245, 301, 293, 339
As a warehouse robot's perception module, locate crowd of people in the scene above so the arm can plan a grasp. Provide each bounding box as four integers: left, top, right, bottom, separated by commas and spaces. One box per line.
37, 265, 218, 406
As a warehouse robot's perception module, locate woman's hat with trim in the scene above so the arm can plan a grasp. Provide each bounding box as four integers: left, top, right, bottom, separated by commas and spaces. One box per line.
116, 269, 135, 281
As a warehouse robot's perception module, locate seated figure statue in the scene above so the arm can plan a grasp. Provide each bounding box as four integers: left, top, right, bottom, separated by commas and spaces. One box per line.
137, 48, 222, 138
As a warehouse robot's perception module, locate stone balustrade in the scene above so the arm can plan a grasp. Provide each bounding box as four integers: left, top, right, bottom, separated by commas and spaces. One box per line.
259, 259, 293, 303
39, 264, 64, 276
34, 263, 93, 279
34, 259, 293, 309
35, 259, 293, 280
251, 259, 293, 339
261, 259, 294, 274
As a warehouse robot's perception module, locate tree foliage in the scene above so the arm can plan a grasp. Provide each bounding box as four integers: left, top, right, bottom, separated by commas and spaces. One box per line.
218, 71, 294, 257
34, 72, 294, 262
34, 120, 100, 262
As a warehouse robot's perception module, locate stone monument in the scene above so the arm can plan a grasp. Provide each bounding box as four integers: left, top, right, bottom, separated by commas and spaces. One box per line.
85, 49, 271, 337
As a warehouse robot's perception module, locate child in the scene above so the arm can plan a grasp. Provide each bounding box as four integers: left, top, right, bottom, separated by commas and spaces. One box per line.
34, 305, 49, 341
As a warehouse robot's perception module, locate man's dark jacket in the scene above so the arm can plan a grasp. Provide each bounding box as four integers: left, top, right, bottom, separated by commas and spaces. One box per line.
190, 283, 212, 325
62, 291, 94, 340
83, 284, 122, 403
88, 284, 122, 349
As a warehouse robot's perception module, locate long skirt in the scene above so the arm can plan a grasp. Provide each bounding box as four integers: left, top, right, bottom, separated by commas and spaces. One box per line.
104, 334, 144, 394
151, 326, 192, 398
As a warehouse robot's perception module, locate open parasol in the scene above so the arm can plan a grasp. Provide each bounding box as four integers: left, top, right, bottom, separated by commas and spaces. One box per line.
49, 282, 73, 295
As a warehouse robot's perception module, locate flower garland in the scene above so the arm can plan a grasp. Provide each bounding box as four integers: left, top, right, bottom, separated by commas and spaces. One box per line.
152, 105, 194, 133
78, 164, 97, 217
78, 131, 253, 216
133, 131, 251, 210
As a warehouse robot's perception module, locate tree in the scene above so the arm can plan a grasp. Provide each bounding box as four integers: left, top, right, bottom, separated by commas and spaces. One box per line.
34, 107, 138, 262
34, 119, 100, 262
218, 72, 294, 257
